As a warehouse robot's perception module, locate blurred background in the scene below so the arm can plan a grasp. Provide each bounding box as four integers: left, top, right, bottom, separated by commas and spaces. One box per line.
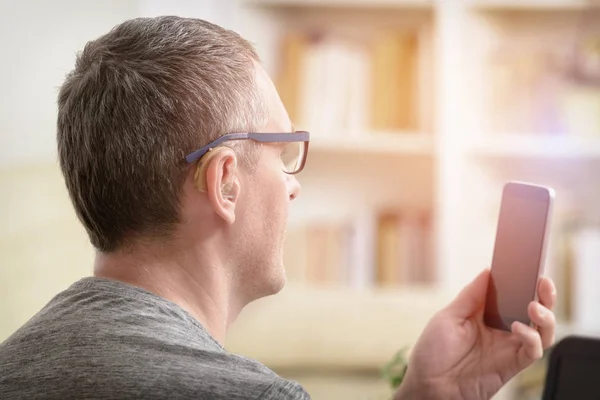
2, 0, 600, 399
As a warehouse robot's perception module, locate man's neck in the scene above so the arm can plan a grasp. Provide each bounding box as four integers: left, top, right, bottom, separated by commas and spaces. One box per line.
93, 241, 242, 345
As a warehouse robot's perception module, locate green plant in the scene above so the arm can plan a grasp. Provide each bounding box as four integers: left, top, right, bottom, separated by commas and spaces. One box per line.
381, 347, 410, 389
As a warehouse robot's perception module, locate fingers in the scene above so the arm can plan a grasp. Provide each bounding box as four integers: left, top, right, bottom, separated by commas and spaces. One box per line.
537, 277, 557, 311
446, 268, 490, 319
528, 301, 556, 349
512, 321, 543, 362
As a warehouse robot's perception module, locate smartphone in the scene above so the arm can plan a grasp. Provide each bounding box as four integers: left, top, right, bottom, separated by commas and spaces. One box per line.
484, 181, 554, 331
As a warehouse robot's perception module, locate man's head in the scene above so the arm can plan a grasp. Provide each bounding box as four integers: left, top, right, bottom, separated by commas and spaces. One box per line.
57, 16, 305, 301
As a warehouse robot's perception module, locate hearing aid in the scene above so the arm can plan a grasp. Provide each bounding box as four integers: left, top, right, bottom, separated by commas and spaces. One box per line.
221, 182, 235, 200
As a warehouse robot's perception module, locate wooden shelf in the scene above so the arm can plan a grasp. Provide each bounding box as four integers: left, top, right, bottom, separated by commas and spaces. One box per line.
309, 132, 434, 156
468, 134, 600, 159
225, 283, 451, 370
243, 0, 433, 9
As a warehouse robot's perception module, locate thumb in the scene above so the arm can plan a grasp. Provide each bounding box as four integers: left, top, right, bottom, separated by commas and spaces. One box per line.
445, 268, 490, 319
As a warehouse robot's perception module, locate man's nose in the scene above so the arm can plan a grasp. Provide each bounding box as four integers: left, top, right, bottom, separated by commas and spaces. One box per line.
287, 175, 301, 201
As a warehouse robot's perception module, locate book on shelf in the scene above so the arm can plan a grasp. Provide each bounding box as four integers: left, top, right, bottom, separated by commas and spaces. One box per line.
540, 209, 600, 334
274, 27, 424, 138
486, 33, 600, 137
562, 224, 600, 334
376, 209, 434, 286
282, 208, 435, 288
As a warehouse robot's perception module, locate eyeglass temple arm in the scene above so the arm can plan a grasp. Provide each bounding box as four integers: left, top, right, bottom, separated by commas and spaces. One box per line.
185, 133, 251, 163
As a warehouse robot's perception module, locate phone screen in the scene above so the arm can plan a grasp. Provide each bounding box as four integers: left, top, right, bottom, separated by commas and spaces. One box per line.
484, 183, 552, 331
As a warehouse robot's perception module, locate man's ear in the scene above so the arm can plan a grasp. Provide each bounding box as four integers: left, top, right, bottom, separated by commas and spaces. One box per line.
196, 147, 240, 225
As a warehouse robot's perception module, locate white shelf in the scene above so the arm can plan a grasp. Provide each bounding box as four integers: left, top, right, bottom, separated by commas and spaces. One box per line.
226, 283, 451, 370
309, 132, 434, 156
468, 0, 596, 11
469, 134, 600, 159
243, 0, 433, 9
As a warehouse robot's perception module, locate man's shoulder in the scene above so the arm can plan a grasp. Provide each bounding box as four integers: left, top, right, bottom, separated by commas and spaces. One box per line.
216, 352, 311, 399
0, 278, 311, 399
190, 352, 310, 400
259, 377, 312, 400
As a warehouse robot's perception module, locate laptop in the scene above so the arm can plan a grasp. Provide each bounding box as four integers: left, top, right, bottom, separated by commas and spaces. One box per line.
542, 335, 600, 399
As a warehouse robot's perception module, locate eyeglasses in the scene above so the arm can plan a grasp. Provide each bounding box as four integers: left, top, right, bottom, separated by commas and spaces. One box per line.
185, 131, 310, 175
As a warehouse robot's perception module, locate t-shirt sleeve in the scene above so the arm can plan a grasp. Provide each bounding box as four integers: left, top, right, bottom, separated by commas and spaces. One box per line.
258, 378, 311, 399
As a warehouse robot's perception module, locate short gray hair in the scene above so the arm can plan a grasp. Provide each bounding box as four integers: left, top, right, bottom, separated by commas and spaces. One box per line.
57, 16, 268, 252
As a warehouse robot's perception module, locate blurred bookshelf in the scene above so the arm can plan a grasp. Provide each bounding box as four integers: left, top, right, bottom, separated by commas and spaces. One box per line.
227, 0, 600, 398
310, 131, 433, 156
468, 134, 600, 158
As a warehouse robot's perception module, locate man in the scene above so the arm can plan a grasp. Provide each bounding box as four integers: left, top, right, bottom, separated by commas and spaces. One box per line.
0, 16, 556, 400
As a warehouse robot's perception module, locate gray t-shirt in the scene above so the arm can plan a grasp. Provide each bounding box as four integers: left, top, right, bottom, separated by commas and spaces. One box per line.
0, 277, 310, 399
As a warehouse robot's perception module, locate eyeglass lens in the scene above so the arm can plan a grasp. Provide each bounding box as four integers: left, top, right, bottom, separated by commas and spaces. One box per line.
281, 141, 305, 173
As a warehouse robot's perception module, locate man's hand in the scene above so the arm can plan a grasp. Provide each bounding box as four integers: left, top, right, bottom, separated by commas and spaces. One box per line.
395, 269, 557, 400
